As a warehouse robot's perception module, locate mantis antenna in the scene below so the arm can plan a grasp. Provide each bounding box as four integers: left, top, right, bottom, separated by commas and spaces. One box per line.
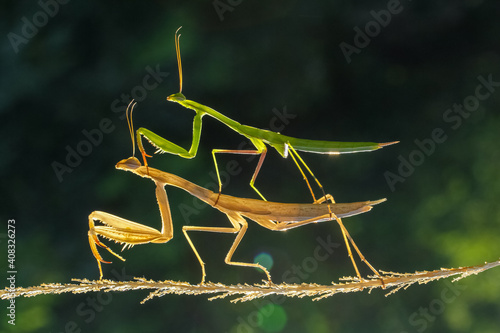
175, 26, 183, 93
126, 99, 137, 157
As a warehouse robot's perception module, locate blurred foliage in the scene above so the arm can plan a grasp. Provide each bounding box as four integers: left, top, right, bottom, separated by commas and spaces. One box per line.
1, 0, 499, 332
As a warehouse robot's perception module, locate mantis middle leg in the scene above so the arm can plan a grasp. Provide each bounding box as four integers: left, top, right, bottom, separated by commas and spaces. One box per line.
211, 142, 329, 205
212, 147, 267, 202
182, 212, 272, 284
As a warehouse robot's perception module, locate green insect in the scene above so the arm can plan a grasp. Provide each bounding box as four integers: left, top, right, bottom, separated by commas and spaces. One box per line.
137, 27, 397, 203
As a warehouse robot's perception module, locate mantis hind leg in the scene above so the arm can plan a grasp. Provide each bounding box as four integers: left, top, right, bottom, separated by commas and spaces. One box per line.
335, 217, 383, 283
285, 146, 383, 281
306, 186, 382, 282
287, 144, 331, 212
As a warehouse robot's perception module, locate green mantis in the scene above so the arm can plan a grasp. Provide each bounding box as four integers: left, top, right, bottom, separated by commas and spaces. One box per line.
88, 101, 387, 283
136, 27, 398, 204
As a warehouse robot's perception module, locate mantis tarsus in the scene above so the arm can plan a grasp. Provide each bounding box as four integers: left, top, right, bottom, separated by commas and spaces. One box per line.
136, 27, 398, 204
88, 156, 386, 283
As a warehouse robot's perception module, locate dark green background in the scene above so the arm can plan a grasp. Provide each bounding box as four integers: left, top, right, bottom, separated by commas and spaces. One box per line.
2, 1, 499, 332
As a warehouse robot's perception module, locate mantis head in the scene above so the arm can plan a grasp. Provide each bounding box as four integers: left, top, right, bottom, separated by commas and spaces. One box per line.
116, 157, 142, 171
166, 92, 186, 103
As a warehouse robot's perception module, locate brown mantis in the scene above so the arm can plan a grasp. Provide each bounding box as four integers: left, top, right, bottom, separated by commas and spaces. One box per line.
89, 156, 386, 283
